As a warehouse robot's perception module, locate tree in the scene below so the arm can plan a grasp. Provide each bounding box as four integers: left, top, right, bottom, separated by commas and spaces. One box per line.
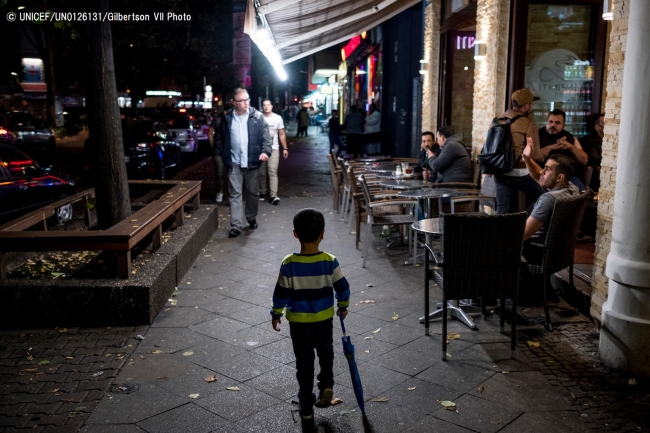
85, 0, 131, 229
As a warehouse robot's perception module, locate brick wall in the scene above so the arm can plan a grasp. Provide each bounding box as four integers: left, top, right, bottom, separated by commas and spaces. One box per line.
421, 0, 442, 133
591, 0, 629, 322
471, 0, 511, 157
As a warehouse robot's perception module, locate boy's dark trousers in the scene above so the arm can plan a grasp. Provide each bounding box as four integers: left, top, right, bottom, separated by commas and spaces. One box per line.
289, 319, 334, 413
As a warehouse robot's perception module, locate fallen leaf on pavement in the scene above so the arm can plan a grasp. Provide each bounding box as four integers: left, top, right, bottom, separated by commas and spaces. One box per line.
366, 284, 374, 287
446, 333, 460, 343
92, 371, 104, 377
408, 387, 416, 391
372, 328, 381, 334
188, 393, 199, 399
226, 386, 240, 391
571, 392, 576, 399
501, 370, 510, 374
58, 328, 68, 333
438, 400, 457, 410
359, 300, 376, 304
364, 336, 373, 340
392, 312, 399, 321
139, 355, 145, 360
364, 350, 370, 353
152, 350, 163, 355
526, 341, 540, 348
478, 385, 484, 394
39, 360, 50, 365
331, 398, 343, 406
204, 375, 218, 383
183, 351, 194, 356
371, 397, 390, 402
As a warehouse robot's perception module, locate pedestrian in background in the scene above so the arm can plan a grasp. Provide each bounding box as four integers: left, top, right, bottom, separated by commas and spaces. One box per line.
209, 111, 226, 203
343, 105, 364, 160
213, 88, 272, 238
259, 99, 289, 205
297, 107, 310, 137
328, 110, 344, 156
270, 208, 350, 421
364, 103, 381, 156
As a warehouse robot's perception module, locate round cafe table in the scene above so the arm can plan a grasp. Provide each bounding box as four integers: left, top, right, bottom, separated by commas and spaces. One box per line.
375, 172, 423, 180
379, 179, 434, 190
355, 156, 393, 163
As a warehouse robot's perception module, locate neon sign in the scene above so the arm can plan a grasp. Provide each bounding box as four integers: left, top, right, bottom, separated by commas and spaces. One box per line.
342, 35, 362, 60
456, 36, 475, 50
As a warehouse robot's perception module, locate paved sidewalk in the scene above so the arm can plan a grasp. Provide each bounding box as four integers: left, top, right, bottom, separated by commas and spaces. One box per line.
1, 128, 648, 432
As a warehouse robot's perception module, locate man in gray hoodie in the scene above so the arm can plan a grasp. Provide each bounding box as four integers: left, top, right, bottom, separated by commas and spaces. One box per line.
426, 126, 471, 183
214, 88, 272, 237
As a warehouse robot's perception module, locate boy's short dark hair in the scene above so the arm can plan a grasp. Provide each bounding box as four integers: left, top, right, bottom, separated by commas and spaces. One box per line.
294, 208, 325, 243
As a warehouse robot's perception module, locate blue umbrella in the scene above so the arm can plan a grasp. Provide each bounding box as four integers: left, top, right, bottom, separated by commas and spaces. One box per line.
339, 314, 365, 415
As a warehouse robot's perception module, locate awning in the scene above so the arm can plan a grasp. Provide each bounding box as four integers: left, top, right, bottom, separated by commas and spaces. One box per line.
245, 0, 420, 72
20, 83, 47, 93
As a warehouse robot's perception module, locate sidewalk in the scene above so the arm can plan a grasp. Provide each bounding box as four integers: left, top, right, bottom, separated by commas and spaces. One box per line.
1, 127, 648, 432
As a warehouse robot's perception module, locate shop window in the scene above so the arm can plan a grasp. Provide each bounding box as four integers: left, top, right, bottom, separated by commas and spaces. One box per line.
524, 4, 594, 137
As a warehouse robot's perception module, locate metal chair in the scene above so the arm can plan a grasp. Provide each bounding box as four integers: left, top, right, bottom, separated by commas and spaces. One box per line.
423, 212, 527, 361
358, 174, 416, 267
525, 192, 589, 331
326, 153, 343, 213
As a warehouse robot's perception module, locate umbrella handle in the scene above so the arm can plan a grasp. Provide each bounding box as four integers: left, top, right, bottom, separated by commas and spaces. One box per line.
339, 312, 347, 336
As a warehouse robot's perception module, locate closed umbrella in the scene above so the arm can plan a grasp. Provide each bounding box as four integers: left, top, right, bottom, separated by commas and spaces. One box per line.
339, 314, 365, 415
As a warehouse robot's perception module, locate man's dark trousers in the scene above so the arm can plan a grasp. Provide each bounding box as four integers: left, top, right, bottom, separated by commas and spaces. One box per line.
289, 319, 334, 413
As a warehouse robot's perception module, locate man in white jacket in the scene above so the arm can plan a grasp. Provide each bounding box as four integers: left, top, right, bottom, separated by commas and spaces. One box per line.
364, 103, 381, 156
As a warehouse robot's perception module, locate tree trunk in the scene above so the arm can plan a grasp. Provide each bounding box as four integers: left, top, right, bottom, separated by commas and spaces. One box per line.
86, 0, 131, 229
44, 26, 56, 127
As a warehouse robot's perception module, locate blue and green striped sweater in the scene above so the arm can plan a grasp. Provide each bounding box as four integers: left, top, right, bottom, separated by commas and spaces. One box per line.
271, 252, 350, 323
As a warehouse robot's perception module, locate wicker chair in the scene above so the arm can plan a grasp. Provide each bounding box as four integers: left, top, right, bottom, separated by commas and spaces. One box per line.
424, 212, 527, 361
326, 153, 343, 213
358, 174, 416, 267
525, 192, 589, 331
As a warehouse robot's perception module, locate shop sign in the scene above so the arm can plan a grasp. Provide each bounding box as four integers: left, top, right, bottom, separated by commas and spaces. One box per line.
456, 36, 475, 50
342, 35, 362, 61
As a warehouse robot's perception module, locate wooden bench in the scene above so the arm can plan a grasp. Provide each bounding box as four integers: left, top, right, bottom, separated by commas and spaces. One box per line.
0, 180, 201, 279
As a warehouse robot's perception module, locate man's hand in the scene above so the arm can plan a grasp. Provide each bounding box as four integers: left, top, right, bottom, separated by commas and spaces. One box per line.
556, 137, 572, 150
337, 309, 348, 320
282, 149, 289, 159
272, 318, 281, 332
259, 153, 270, 162
522, 137, 534, 161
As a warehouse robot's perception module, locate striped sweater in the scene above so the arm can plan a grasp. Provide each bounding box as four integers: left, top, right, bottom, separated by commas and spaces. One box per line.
271, 252, 350, 323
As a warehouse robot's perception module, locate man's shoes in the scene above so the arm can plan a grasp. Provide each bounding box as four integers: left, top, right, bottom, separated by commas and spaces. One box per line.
259, 193, 265, 201
248, 220, 258, 230
315, 388, 333, 408
228, 229, 241, 238
271, 196, 280, 205
215, 193, 223, 203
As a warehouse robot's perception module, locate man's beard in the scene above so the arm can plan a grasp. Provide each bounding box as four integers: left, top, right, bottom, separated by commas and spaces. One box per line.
545, 129, 562, 141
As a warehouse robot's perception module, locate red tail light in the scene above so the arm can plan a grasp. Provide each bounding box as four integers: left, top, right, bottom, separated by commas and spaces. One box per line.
0, 128, 8, 135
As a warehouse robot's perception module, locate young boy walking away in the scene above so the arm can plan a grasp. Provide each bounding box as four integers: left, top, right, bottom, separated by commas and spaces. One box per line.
270, 208, 350, 420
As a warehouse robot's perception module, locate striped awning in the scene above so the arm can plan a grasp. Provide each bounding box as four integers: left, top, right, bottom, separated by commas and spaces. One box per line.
246, 0, 420, 65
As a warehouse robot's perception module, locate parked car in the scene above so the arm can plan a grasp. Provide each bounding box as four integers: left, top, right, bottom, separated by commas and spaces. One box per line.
193, 114, 212, 143
83, 120, 181, 181
159, 113, 198, 153
0, 111, 56, 159
0, 144, 76, 225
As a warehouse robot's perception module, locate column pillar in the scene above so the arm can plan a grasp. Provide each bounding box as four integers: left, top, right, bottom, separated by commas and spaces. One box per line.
599, 0, 650, 378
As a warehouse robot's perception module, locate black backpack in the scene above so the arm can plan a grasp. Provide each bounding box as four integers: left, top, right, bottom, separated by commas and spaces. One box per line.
478, 115, 523, 174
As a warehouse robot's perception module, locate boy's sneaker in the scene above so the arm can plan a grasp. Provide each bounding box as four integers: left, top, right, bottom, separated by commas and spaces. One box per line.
215, 193, 223, 203
315, 388, 333, 408
271, 196, 280, 205
259, 193, 265, 201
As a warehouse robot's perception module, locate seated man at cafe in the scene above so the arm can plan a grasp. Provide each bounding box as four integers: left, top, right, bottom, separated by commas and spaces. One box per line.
538, 109, 588, 191
416, 131, 440, 182
425, 126, 471, 183
521, 142, 579, 258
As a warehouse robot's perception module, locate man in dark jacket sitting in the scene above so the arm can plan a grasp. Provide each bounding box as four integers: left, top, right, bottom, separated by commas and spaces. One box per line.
214, 88, 272, 238
426, 126, 472, 183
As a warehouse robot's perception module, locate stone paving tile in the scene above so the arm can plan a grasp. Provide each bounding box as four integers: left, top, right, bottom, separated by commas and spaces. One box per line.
379, 377, 461, 415
416, 359, 496, 394
236, 401, 304, 432
499, 411, 592, 433
133, 327, 213, 355
80, 423, 146, 432
149, 307, 216, 328
114, 354, 196, 385
84, 383, 186, 425
334, 361, 410, 398
367, 320, 429, 346
250, 337, 297, 365
136, 402, 229, 433
432, 393, 522, 433
177, 338, 246, 373
211, 352, 282, 382
451, 341, 538, 373
224, 306, 273, 326
194, 383, 281, 422
244, 364, 299, 401
171, 289, 228, 307
190, 317, 251, 340
200, 298, 257, 316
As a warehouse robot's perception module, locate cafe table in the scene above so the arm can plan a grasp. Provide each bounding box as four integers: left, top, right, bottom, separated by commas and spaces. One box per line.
379, 179, 435, 190
355, 156, 393, 163
375, 172, 423, 180
412, 217, 481, 330
398, 188, 462, 266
